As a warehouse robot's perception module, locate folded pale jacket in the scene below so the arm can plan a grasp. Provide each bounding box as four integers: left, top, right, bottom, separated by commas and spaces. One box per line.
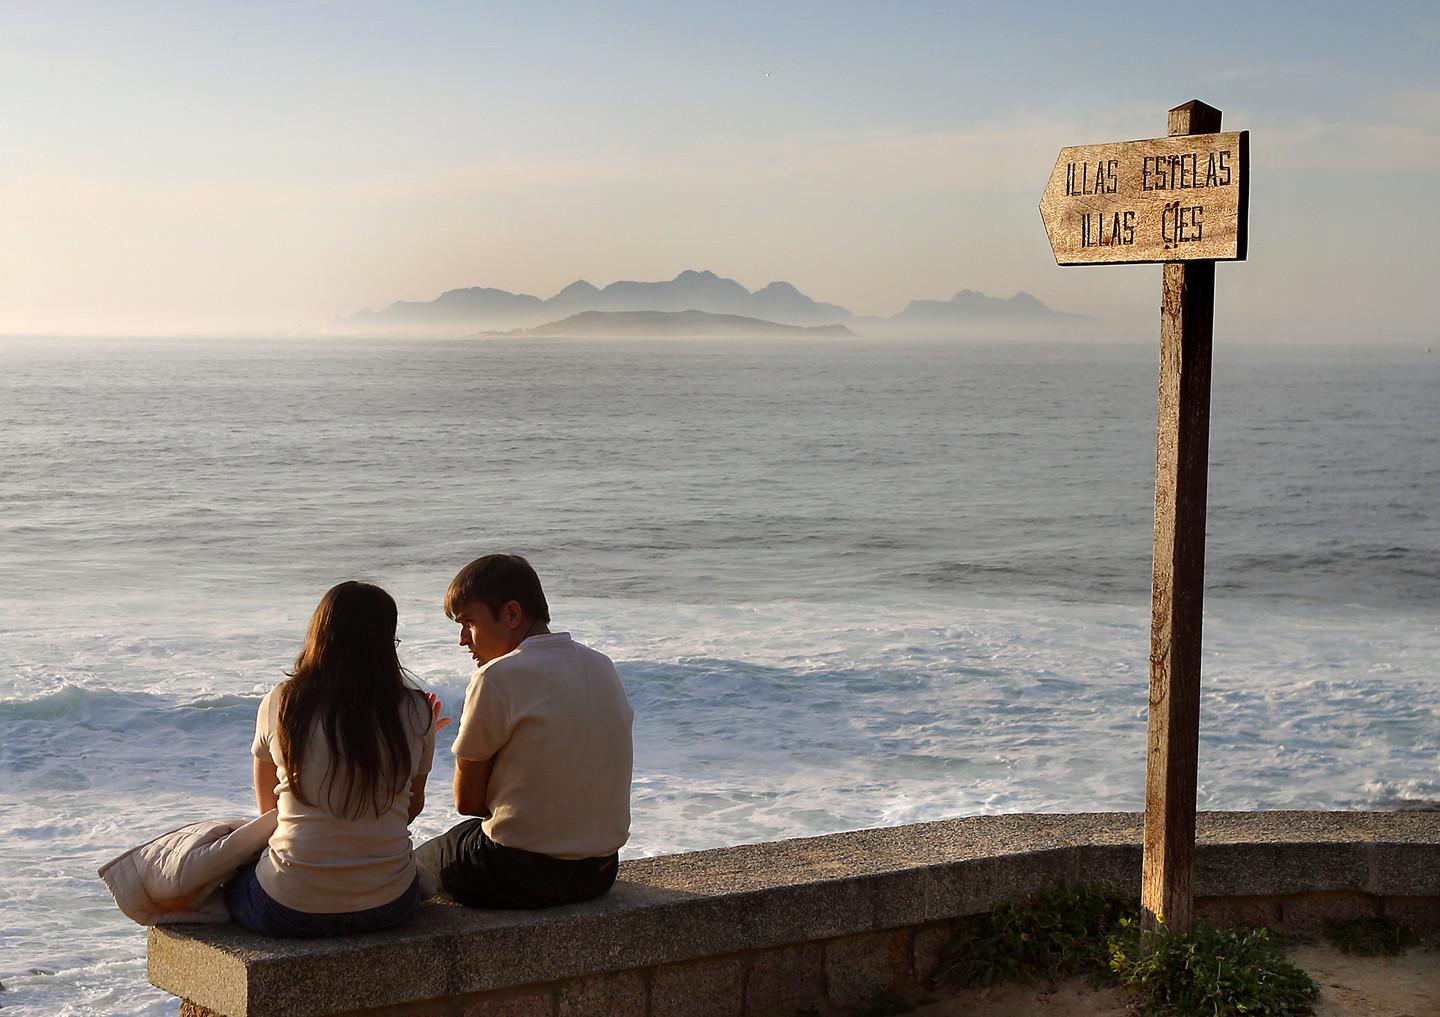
97, 811, 279, 925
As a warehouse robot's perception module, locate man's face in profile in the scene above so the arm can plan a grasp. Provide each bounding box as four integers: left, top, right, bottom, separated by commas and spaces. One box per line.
453, 600, 516, 667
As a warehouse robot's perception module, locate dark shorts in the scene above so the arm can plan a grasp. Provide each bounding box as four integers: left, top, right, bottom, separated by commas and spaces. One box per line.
223, 861, 421, 938
414, 819, 619, 910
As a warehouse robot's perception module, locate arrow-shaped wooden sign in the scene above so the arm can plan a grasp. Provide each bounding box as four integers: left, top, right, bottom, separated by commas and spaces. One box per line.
1040, 131, 1248, 265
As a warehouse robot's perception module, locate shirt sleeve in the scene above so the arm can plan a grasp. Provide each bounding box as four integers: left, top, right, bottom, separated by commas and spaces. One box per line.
251, 688, 275, 760
450, 668, 510, 762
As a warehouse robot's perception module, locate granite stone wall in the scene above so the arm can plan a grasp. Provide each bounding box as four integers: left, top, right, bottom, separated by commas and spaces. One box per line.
152, 812, 1440, 1017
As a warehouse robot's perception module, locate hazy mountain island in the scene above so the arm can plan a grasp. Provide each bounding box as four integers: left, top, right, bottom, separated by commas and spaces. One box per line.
343, 269, 1093, 335
483, 309, 856, 339
889, 289, 1093, 331
347, 269, 848, 332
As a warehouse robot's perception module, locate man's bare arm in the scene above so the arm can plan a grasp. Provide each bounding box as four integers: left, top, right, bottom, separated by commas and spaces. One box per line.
453, 755, 494, 818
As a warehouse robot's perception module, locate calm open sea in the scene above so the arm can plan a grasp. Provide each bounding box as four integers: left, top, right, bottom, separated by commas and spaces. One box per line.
2, 335, 1436, 1015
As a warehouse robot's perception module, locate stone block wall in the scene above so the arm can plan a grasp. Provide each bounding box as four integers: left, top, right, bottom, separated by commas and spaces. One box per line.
177, 891, 1440, 1017
154, 812, 1440, 1017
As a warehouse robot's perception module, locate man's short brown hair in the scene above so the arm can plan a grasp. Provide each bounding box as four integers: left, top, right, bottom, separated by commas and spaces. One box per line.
445, 554, 551, 623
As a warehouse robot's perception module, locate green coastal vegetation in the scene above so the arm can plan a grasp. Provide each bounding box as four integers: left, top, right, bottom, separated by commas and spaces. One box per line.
937, 881, 1333, 1017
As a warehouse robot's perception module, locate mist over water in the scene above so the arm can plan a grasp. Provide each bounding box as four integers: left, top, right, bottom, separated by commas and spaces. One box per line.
2, 335, 1436, 1015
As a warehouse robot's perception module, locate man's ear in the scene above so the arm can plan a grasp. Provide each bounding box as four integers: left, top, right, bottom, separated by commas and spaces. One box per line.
501, 600, 524, 629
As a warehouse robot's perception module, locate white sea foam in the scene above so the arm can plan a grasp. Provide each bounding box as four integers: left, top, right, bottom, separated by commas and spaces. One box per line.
2, 336, 1435, 1015
4, 591, 1435, 1013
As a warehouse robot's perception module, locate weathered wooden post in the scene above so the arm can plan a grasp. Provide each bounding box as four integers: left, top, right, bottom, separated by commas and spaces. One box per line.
1039, 100, 1248, 934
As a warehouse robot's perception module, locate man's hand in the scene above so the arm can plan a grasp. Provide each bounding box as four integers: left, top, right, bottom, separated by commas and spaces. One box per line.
453, 755, 493, 818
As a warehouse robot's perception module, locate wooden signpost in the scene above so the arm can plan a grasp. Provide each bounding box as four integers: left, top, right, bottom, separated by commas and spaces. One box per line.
1039, 100, 1249, 934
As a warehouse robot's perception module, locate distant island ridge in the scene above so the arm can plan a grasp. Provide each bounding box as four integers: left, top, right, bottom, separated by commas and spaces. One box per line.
482, 309, 856, 339
343, 269, 1094, 336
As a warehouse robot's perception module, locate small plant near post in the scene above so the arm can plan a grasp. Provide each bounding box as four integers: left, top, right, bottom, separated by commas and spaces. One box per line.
1109, 917, 1318, 1016
939, 882, 1320, 1016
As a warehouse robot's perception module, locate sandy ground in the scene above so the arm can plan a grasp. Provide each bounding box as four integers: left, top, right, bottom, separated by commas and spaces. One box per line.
913, 941, 1439, 1016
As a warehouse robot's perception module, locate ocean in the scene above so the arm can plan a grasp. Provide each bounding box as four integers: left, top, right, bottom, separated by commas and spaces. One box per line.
2, 334, 1436, 1015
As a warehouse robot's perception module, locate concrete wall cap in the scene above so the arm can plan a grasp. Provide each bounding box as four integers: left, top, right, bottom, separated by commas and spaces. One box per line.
148, 810, 1439, 1017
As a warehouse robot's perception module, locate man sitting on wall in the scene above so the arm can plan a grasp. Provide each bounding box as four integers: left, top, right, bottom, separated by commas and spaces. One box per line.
415, 553, 633, 908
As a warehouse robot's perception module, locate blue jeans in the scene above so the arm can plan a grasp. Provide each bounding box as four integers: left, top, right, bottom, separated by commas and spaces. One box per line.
224, 861, 420, 937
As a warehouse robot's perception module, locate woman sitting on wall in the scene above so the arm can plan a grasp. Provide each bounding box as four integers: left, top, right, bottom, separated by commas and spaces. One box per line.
226, 580, 437, 937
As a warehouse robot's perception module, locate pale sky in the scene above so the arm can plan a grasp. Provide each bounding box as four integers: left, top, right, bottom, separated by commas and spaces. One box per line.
2, 1, 1436, 338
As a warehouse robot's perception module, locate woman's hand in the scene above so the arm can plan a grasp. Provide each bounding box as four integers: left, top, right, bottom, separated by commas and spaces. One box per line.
424, 691, 452, 731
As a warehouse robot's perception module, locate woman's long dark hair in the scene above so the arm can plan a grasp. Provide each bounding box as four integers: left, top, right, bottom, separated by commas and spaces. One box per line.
277, 581, 423, 819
